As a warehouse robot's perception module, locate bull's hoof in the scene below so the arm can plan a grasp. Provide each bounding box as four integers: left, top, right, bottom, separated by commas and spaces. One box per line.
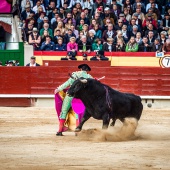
56, 132, 64, 136
75, 127, 81, 132
110, 121, 115, 126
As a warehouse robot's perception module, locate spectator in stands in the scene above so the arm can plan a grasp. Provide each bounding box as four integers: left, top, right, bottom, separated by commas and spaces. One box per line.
125, 36, 139, 52
92, 38, 103, 52
103, 38, 115, 52
123, 0, 133, 15
29, 27, 41, 50
110, 0, 122, 11
114, 30, 126, 45
104, 7, 117, 23
32, 0, 45, 13
82, 24, 89, 36
21, 4, 35, 21
151, 38, 162, 52
25, 23, 33, 41
89, 19, 97, 30
72, 7, 80, 21
114, 19, 123, 31
146, 0, 158, 13
90, 0, 106, 17
76, 11, 90, 26
111, 4, 120, 20
53, 29, 63, 44
75, 2, 83, 13
65, 18, 73, 32
39, 16, 51, 32
118, 13, 129, 26
58, 7, 66, 20
70, 25, 79, 39
90, 51, 109, 61
78, 35, 91, 53
115, 39, 126, 51
34, 6, 44, 21
92, 13, 104, 28
129, 25, 138, 38
21, 0, 33, 12
145, 8, 157, 22
160, 31, 167, 45
96, 6, 105, 20
63, 12, 76, 26
45, 1, 56, 14
51, 16, 62, 31
94, 24, 102, 39
50, 12, 60, 25
135, 32, 142, 45
147, 31, 155, 45
102, 24, 117, 43
103, 13, 115, 27
159, 13, 170, 33
162, 39, 170, 52
87, 29, 96, 44
138, 37, 152, 52
64, 29, 76, 44
41, 30, 49, 43
84, 8, 91, 19
6, 61, 14, 67
40, 35, 55, 51
26, 56, 40, 66
55, 38, 66, 51
61, 51, 77, 60
40, 22, 53, 38
81, 0, 93, 11
54, 21, 65, 36
132, 0, 145, 13
132, 13, 142, 30
142, 13, 157, 29
151, 2, 161, 20
121, 24, 129, 43
37, 11, 46, 30
123, 7, 132, 22
144, 23, 158, 39
135, 8, 145, 22
128, 18, 140, 33
77, 19, 85, 31
67, 36, 78, 58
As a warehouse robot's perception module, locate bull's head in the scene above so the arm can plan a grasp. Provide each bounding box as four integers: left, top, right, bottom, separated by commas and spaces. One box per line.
67, 78, 88, 97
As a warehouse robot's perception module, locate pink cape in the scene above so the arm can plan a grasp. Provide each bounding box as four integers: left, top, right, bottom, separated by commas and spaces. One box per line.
54, 93, 85, 123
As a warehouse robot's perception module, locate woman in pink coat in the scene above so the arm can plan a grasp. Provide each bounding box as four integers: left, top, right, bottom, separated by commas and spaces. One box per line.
67, 37, 78, 58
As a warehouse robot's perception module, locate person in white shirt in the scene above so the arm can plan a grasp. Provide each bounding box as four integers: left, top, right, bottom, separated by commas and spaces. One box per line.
32, 0, 46, 13
26, 56, 40, 66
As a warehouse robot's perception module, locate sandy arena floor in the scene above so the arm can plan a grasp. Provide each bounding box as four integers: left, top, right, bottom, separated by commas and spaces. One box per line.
0, 107, 170, 170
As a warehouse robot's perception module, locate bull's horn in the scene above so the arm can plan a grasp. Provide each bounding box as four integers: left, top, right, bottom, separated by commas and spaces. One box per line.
80, 79, 87, 83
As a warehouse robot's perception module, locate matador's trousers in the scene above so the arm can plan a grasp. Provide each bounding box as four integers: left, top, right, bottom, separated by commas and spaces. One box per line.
59, 95, 78, 119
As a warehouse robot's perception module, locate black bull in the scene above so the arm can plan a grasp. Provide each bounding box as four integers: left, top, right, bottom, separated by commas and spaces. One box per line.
67, 78, 143, 132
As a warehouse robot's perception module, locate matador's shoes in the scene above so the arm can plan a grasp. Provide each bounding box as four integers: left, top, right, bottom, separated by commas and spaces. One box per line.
56, 132, 64, 136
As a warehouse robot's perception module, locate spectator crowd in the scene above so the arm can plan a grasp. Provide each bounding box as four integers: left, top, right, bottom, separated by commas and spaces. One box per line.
19, 0, 170, 59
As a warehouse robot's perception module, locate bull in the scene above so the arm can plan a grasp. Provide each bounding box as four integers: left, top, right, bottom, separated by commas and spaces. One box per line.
67, 77, 143, 132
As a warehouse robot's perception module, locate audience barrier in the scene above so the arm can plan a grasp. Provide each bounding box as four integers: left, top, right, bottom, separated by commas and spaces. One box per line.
34, 51, 170, 67
0, 66, 170, 106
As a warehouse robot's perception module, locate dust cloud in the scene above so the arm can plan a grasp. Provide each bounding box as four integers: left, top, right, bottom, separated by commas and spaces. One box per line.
76, 118, 138, 142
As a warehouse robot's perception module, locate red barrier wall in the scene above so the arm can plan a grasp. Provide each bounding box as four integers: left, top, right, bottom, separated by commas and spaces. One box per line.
0, 66, 170, 96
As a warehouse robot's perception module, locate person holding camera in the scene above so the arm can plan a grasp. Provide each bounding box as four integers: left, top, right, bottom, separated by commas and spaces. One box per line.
90, 51, 109, 61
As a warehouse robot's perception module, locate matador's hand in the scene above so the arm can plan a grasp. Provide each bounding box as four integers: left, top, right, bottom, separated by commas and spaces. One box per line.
54, 88, 60, 94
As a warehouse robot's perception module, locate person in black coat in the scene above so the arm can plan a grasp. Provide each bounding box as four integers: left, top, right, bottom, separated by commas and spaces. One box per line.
90, 51, 109, 61
150, 38, 163, 52
78, 35, 91, 52
26, 56, 40, 66
103, 38, 116, 52
138, 37, 152, 52
21, 5, 35, 21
